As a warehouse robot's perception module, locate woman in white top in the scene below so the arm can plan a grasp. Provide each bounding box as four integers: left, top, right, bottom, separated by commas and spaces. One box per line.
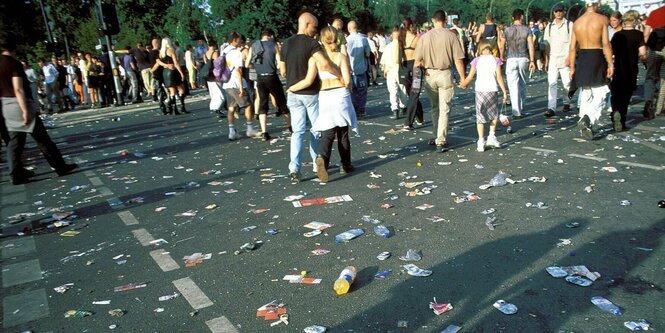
287, 26, 357, 183
380, 27, 408, 120
185, 45, 197, 90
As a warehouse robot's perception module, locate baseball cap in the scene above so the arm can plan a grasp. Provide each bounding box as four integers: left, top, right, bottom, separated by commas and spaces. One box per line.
553, 3, 565, 11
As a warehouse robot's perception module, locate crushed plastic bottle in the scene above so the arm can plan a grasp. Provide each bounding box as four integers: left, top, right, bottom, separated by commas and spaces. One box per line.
591, 296, 622, 316
493, 300, 518, 315
399, 249, 421, 261
624, 320, 651, 331
335, 229, 364, 243
373, 225, 392, 238
488, 171, 511, 187
333, 266, 356, 295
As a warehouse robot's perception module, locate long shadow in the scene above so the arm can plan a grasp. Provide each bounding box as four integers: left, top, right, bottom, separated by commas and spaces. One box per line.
331, 219, 665, 332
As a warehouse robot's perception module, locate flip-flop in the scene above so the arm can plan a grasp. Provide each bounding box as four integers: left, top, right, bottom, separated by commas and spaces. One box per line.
377, 251, 391, 260
402, 264, 432, 277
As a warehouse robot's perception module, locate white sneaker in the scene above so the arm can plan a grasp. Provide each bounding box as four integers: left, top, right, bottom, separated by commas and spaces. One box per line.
477, 139, 485, 152
228, 129, 241, 141
486, 135, 501, 149
246, 128, 261, 138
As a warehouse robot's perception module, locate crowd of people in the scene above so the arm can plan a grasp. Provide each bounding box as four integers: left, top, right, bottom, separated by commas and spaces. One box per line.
2, 0, 665, 186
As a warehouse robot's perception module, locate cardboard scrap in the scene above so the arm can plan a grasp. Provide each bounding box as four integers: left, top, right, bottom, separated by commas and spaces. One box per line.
292, 195, 353, 208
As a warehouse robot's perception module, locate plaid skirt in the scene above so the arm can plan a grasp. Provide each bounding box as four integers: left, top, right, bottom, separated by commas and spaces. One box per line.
475, 91, 499, 124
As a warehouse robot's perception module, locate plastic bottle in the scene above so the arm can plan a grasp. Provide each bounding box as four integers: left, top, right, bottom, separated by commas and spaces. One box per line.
333, 266, 356, 295
591, 296, 622, 316
335, 229, 364, 243
373, 225, 392, 238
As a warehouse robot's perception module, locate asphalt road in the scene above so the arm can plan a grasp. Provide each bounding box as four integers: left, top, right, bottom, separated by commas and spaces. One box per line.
1, 74, 664, 333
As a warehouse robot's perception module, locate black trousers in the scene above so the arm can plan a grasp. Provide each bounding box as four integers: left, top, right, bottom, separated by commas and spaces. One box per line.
317, 126, 351, 169
404, 60, 424, 126
7, 117, 67, 179
610, 76, 636, 127
256, 74, 288, 115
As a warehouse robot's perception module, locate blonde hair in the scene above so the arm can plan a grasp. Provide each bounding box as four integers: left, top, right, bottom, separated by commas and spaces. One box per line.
477, 39, 491, 55
320, 26, 339, 53
623, 10, 639, 24
159, 37, 173, 59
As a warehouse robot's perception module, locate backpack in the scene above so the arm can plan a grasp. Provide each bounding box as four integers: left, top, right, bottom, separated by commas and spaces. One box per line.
213, 50, 232, 83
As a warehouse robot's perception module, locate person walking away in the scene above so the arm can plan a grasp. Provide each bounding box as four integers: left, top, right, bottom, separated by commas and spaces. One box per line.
414, 10, 466, 153
568, 0, 614, 139
544, 3, 574, 117
149, 38, 167, 113
202, 40, 225, 118
476, 13, 499, 57
185, 45, 197, 90
174, 41, 190, 97
287, 26, 357, 183
610, 10, 646, 131
0, 36, 77, 184
122, 46, 140, 103
39, 58, 62, 114
221, 32, 258, 139
499, 9, 536, 120
279, 12, 343, 184
380, 27, 408, 120
346, 21, 371, 119
155, 37, 189, 115
643, 3, 665, 118
247, 28, 291, 141
130, 43, 152, 102
402, 17, 425, 127
459, 40, 509, 152
367, 31, 379, 86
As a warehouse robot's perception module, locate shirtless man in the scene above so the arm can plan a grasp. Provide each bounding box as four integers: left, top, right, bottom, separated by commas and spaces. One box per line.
569, 0, 613, 139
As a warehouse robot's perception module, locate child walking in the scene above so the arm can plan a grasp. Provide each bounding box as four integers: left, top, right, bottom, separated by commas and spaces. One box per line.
460, 40, 508, 152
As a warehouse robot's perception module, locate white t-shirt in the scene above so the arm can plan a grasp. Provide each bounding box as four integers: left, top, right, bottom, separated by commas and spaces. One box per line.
185, 50, 195, 68
471, 54, 503, 92
221, 45, 246, 90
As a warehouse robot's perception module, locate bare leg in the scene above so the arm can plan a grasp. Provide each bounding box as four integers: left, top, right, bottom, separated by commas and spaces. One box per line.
477, 123, 485, 139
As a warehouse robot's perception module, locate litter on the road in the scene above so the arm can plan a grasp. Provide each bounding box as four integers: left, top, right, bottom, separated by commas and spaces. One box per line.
440, 324, 462, 333
183, 253, 211, 267
92, 300, 111, 305
429, 298, 453, 315
113, 282, 148, 292
416, 203, 434, 210
303, 325, 327, 333
485, 215, 497, 230
565, 275, 593, 287
158, 293, 179, 301
283, 275, 322, 284
374, 269, 393, 278
377, 251, 391, 260
256, 300, 287, 321
108, 309, 125, 317
402, 264, 432, 277
373, 225, 393, 238
397, 320, 408, 328
304, 230, 322, 237
335, 229, 364, 243
64, 310, 92, 318
292, 195, 353, 207
591, 296, 622, 316
624, 320, 652, 331
399, 249, 422, 261
54, 283, 73, 294
311, 248, 330, 255
304, 222, 333, 230
334, 266, 357, 295
493, 300, 518, 315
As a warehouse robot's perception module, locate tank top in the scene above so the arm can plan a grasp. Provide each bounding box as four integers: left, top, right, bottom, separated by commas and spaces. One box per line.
481, 24, 497, 39
504, 25, 530, 59
318, 53, 341, 80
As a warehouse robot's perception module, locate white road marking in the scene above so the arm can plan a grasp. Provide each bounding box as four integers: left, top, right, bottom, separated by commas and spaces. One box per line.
149, 249, 180, 272
83, 170, 95, 177
131, 228, 155, 246
616, 161, 665, 171
117, 211, 139, 226
522, 146, 558, 153
172, 277, 214, 310
98, 187, 113, 196
567, 153, 607, 162
640, 141, 665, 154
89, 177, 104, 186
206, 316, 240, 333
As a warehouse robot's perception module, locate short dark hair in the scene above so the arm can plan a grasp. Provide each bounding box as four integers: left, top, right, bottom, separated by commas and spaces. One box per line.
432, 10, 447, 23
261, 28, 274, 38
174, 41, 180, 47
0, 34, 17, 52
125, 45, 131, 51
512, 9, 524, 20
208, 39, 217, 48
453, 18, 460, 25
228, 32, 244, 43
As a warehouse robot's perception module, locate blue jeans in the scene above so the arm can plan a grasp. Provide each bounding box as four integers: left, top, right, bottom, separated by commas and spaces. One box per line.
351, 74, 368, 115
288, 93, 319, 173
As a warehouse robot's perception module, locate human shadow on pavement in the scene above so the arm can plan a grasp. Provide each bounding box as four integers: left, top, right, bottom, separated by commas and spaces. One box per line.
330, 219, 665, 332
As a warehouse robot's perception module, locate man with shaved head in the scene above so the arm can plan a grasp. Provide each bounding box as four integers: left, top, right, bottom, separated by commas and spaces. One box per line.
568, 0, 613, 139
280, 12, 343, 184
346, 20, 371, 119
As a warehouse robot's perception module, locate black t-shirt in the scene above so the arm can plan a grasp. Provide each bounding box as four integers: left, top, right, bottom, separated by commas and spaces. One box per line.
149, 49, 162, 79
611, 29, 645, 80
280, 34, 323, 95
0, 55, 32, 100
57, 64, 67, 87
252, 40, 278, 75
130, 48, 151, 70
